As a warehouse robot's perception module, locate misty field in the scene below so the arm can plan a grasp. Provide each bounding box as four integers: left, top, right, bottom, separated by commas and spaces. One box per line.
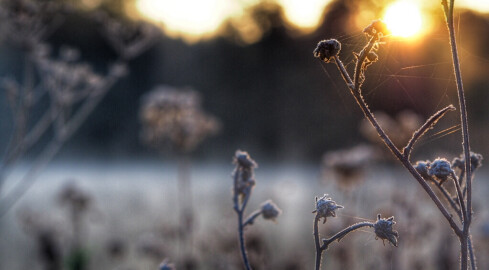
0, 162, 488, 270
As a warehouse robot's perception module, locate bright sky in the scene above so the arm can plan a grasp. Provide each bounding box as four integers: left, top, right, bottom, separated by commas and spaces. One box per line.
128, 0, 489, 42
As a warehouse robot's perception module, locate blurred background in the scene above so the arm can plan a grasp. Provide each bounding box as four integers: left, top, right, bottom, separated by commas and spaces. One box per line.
0, 0, 489, 269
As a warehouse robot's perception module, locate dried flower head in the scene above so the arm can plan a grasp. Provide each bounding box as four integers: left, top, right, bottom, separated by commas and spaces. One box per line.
322, 144, 379, 189
313, 194, 343, 223
140, 86, 220, 152
159, 259, 176, 270
233, 150, 257, 196
0, 0, 60, 49
428, 158, 453, 183
58, 182, 91, 213
363, 20, 389, 37
95, 12, 159, 60
313, 39, 341, 62
374, 214, 399, 247
414, 160, 431, 181
260, 200, 282, 221
452, 152, 483, 172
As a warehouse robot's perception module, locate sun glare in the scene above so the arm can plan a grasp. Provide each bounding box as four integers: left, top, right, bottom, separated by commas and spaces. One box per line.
383, 1, 423, 38
135, 0, 242, 39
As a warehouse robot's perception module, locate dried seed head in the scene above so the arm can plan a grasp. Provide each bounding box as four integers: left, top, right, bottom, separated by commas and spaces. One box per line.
428, 158, 453, 183
313, 39, 341, 63
363, 20, 389, 37
452, 152, 483, 172
313, 194, 343, 223
414, 160, 431, 181
159, 259, 176, 270
233, 150, 257, 196
374, 214, 399, 247
260, 200, 282, 221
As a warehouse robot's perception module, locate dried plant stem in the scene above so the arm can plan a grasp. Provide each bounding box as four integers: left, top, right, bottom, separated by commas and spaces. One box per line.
403, 105, 456, 159
177, 153, 194, 260
0, 74, 118, 217
332, 54, 461, 236
313, 213, 374, 270
313, 214, 322, 270
442, 0, 473, 268
233, 171, 252, 270
243, 210, 262, 227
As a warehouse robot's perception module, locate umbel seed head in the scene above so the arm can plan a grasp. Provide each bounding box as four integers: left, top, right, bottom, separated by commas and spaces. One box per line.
260, 200, 282, 221
313, 194, 343, 223
374, 214, 399, 247
313, 39, 341, 63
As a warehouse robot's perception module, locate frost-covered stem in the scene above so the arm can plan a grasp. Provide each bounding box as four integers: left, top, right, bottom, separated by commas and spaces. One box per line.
233, 167, 252, 270
403, 105, 455, 159
321, 222, 374, 250
442, 0, 472, 228
468, 235, 476, 270
451, 171, 467, 225
442, 1, 473, 268
314, 214, 323, 270
243, 210, 262, 228
433, 180, 462, 220
314, 212, 374, 270
460, 235, 468, 270
234, 191, 252, 270
353, 35, 378, 91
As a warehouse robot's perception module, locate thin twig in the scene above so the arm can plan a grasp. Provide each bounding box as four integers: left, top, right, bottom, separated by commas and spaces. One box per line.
403, 105, 456, 159
321, 222, 374, 250
314, 214, 322, 270
243, 210, 262, 228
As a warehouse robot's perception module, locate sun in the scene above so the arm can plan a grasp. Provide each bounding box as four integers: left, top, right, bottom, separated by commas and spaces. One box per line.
383, 1, 423, 38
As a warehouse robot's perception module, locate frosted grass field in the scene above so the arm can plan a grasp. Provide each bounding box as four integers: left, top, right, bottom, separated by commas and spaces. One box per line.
1, 161, 488, 269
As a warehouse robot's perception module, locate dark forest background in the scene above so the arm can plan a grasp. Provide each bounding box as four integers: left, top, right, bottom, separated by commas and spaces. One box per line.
1, 0, 489, 162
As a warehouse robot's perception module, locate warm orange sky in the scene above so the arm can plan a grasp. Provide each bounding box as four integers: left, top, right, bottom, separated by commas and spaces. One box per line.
117, 0, 489, 42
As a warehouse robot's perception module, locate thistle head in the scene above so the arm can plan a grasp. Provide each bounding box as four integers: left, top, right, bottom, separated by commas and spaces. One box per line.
374, 214, 399, 247
313, 194, 343, 223
233, 150, 257, 196
428, 158, 453, 183
313, 39, 341, 62
260, 200, 282, 222
363, 20, 389, 37
414, 160, 431, 181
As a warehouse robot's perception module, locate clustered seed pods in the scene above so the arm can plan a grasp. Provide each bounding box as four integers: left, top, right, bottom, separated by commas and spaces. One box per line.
313, 194, 344, 223
373, 214, 399, 247
313, 39, 341, 63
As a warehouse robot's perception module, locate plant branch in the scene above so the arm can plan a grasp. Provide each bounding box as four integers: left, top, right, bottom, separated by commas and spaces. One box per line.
442, 0, 472, 230
243, 210, 262, 228
403, 105, 456, 159
321, 222, 374, 250
332, 41, 462, 237
314, 214, 323, 270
